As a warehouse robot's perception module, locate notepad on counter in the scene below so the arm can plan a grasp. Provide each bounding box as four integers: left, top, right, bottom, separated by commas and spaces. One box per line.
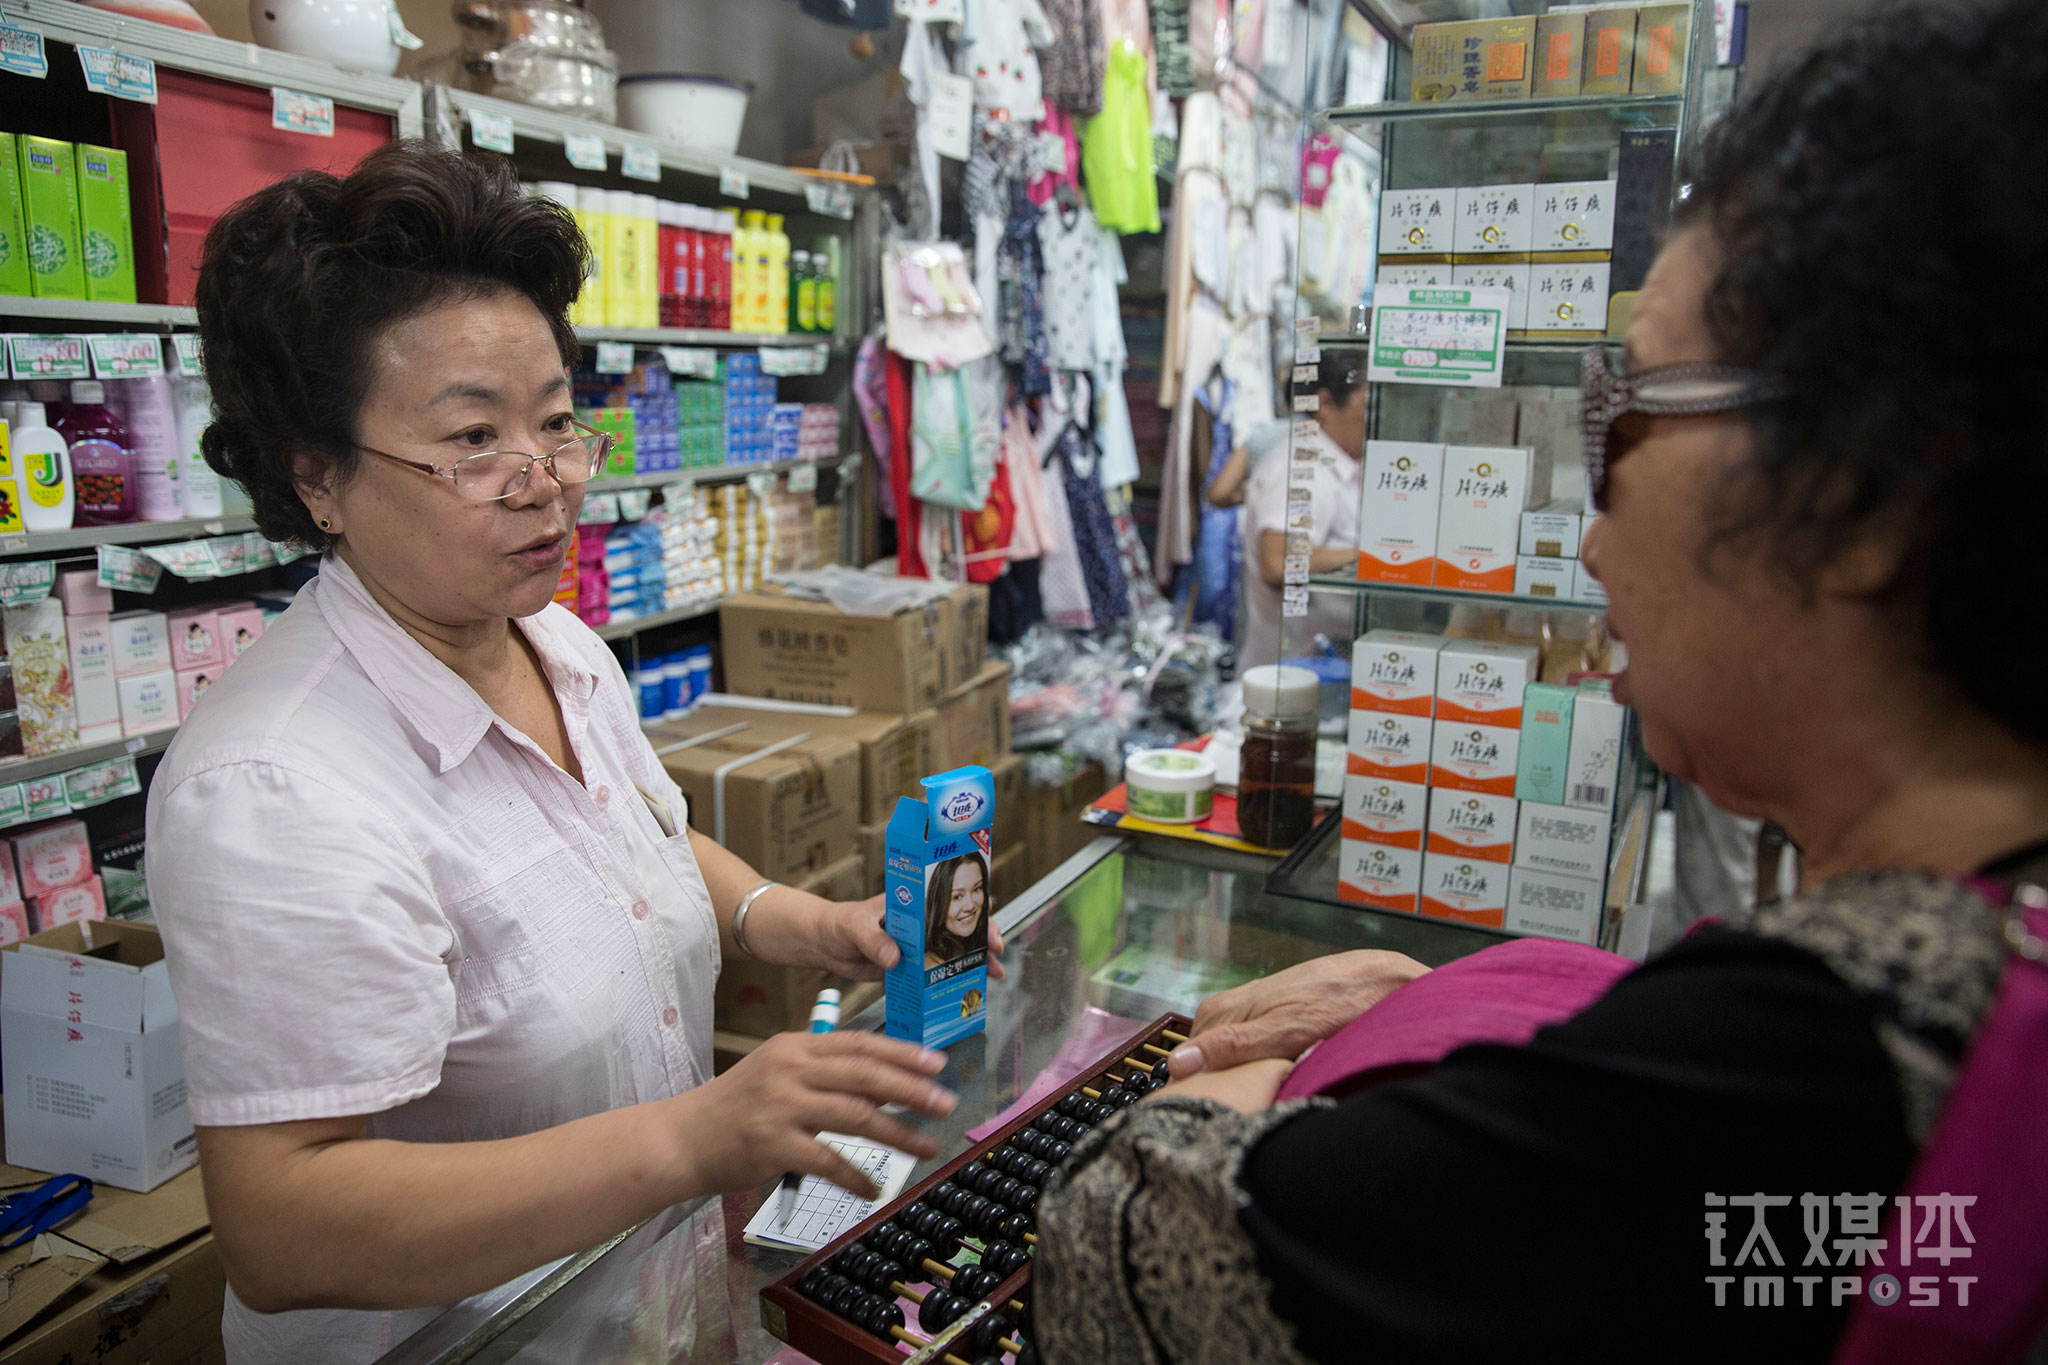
741, 1134, 917, 1253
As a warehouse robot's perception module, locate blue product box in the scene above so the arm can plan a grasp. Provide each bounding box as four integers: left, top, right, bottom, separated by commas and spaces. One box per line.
885, 766, 994, 1048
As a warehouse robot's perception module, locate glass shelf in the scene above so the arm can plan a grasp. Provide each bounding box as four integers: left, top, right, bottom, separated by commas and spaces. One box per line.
1307, 573, 1606, 614
1325, 92, 1682, 128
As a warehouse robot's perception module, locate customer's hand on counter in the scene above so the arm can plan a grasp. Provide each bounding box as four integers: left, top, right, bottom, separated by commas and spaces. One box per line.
1169, 950, 1431, 1078
803, 893, 1008, 982
674, 1030, 957, 1199
1154, 1057, 1295, 1113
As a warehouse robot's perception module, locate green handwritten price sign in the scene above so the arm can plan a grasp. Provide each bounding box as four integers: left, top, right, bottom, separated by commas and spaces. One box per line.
1366, 285, 1510, 389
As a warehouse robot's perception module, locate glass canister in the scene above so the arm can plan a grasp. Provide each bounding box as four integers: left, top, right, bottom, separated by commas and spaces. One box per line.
1237, 664, 1320, 849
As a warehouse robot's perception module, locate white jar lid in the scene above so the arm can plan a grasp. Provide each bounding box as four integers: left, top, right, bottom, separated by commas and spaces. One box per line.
1124, 748, 1217, 793
1241, 664, 1320, 721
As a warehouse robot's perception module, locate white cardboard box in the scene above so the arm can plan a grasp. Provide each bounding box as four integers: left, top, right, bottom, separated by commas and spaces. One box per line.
1375, 262, 1453, 293
1516, 800, 1615, 881
1508, 866, 1603, 945
1378, 188, 1454, 254
1349, 630, 1446, 716
1532, 179, 1618, 251
1450, 262, 1531, 331
1452, 183, 1536, 254
1431, 720, 1522, 796
65, 613, 122, 744
1420, 852, 1510, 927
1566, 687, 1627, 811
1436, 638, 1542, 727
1356, 442, 1445, 586
1529, 262, 1612, 333
1427, 788, 1519, 863
117, 669, 179, 738
2, 919, 195, 1191
1435, 446, 1554, 594
1346, 710, 1434, 785
1342, 774, 1428, 849
1338, 839, 1422, 913
1520, 504, 1584, 559
1574, 562, 1609, 604
1515, 555, 1577, 599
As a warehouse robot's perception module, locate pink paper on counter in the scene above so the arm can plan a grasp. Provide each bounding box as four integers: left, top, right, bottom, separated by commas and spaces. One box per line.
966, 1006, 1150, 1143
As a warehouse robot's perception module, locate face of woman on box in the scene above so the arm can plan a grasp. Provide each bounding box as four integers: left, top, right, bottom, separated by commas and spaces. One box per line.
308, 288, 584, 627
946, 861, 986, 937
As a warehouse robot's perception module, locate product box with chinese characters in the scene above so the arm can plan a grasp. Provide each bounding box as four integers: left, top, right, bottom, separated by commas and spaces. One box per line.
1582, 6, 1639, 96
1431, 722, 1522, 797
1533, 12, 1587, 97
1450, 263, 1530, 331
73, 143, 134, 305
885, 766, 993, 1049
1516, 800, 1614, 881
1452, 184, 1536, 255
1534, 180, 1618, 253
64, 613, 120, 745
1434, 446, 1554, 593
1507, 866, 1602, 945
1342, 775, 1427, 850
1516, 682, 1579, 805
1374, 262, 1453, 294
1520, 502, 1585, 559
30, 873, 104, 932
1350, 630, 1445, 715
1566, 685, 1628, 811
109, 610, 171, 676
1356, 442, 1444, 585
0, 132, 29, 297
117, 669, 179, 739
1515, 555, 1577, 599
1346, 710, 1433, 785
2, 600, 76, 758
1377, 189, 1454, 255
1338, 839, 1423, 913
1436, 639, 1541, 727
8, 819, 90, 901
1409, 18, 1536, 102
1632, 3, 1692, 95
1420, 853, 1510, 927
15, 136, 83, 301
1528, 263, 1612, 335
1426, 788, 1518, 863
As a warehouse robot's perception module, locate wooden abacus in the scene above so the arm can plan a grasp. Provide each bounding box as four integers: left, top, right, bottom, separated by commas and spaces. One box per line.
760, 1012, 1194, 1365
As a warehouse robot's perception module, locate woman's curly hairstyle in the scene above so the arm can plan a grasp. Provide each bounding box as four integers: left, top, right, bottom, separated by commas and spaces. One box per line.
194, 140, 588, 550
1678, 1, 2048, 743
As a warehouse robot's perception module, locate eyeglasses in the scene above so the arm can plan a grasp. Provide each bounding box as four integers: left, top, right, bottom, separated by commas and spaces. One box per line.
356, 418, 612, 503
1580, 345, 1785, 511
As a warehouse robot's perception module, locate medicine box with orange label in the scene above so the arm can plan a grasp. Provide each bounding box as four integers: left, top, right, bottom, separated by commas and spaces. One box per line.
1338, 839, 1422, 914
1436, 639, 1540, 727
1342, 775, 1427, 850
1434, 446, 1552, 593
1420, 853, 1509, 928
1350, 630, 1444, 716
1427, 789, 1518, 863
1431, 722, 1521, 796
1357, 442, 1444, 585
1346, 710, 1433, 784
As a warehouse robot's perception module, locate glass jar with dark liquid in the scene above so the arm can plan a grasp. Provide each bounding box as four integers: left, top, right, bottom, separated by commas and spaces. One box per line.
1236, 665, 1320, 849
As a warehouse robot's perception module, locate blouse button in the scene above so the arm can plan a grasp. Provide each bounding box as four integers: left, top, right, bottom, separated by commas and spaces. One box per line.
631, 899, 651, 921
595, 785, 611, 806
662, 1005, 679, 1028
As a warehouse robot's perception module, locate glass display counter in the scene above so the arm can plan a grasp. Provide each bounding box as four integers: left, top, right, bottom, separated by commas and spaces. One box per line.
374, 833, 1499, 1365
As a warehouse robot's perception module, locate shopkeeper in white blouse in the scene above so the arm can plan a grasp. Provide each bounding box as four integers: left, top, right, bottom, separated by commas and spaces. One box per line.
145, 141, 994, 1365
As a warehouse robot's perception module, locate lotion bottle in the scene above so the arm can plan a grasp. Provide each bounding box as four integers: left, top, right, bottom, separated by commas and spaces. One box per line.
9, 403, 75, 531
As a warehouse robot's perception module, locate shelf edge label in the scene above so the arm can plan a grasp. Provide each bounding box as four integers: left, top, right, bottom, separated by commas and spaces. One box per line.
564, 132, 606, 171
171, 333, 204, 377
97, 544, 164, 593
594, 340, 634, 374
8, 335, 89, 380
0, 19, 48, 79
88, 333, 164, 378
719, 165, 750, 200
804, 182, 855, 220
468, 107, 515, 154
621, 143, 661, 182
272, 86, 336, 137
75, 45, 157, 103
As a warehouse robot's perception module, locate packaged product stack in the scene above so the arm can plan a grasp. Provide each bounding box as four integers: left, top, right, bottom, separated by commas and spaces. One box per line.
630, 644, 714, 723
722, 354, 777, 465
768, 481, 820, 574
602, 522, 666, 625
677, 379, 726, 469
654, 490, 724, 613
1358, 440, 1571, 596
798, 403, 839, 462
580, 406, 636, 480
715, 482, 769, 593
4, 816, 104, 935
574, 527, 609, 627
2, 132, 136, 303
1516, 498, 1602, 602
768, 402, 803, 464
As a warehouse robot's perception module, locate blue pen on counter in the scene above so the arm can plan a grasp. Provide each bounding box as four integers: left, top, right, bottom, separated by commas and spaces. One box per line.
777, 987, 842, 1229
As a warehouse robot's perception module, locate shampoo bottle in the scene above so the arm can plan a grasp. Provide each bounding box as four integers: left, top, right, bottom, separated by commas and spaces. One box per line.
54, 381, 135, 524
8, 403, 74, 531
113, 374, 184, 520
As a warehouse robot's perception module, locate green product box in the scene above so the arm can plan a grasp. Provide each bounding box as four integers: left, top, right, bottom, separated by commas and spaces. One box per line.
587, 406, 636, 475
75, 143, 136, 304
0, 133, 30, 297
16, 136, 85, 300
1515, 682, 1578, 805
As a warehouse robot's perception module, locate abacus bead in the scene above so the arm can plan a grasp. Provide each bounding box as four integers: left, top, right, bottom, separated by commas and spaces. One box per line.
901, 1239, 934, 1274
871, 1300, 906, 1340
1097, 1084, 1128, 1107
1016, 1343, 1042, 1365
962, 1194, 995, 1229
918, 1288, 966, 1334
991, 1176, 1022, 1207
796, 1265, 828, 1298
1091, 1099, 1119, 1123
974, 1313, 1020, 1353
869, 1257, 907, 1292
960, 1159, 993, 1188
821, 1280, 860, 1314
1044, 1139, 1071, 1162
949, 1264, 996, 1300
1021, 1157, 1052, 1187
931, 1215, 965, 1253
996, 1211, 1032, 1243
986, 1147, 1021, 1177
1013, 1182, 1041, 1210
1057, 1115, 1087, 1141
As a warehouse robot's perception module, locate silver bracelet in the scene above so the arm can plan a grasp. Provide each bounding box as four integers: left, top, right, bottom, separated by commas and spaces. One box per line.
731, 880, 780, 959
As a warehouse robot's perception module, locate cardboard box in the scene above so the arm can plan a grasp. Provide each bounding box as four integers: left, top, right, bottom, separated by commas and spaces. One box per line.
0, 133, 30, 298
15, 136, 83, 300
0, 844, 17, 905
1023, 759, 1108, 886
1529, 262, 1612, 334
991, 843, 1028, 909
1452, 184, 1536, 255
10, 819, 90, 900
118, 669, 179, 738
1338, 839, 1422, 913
0, 903, 26, 946
1566, 685, 1627, 811
1435, 446, 1554, 594
1450, 263, 1530, 331
1534, 180, 1618, 253
1427, 789, 1518, 863
109, 610, 172, 676
1410, 18, 1536, 102
862, 819, 888, 897
1341, 774, 1426, 850
1349, 630, 1445, 716
1420, 853, 1510, 927
714, 942, 883, 1038
885, 767, 993, 1048
654, 701, 935, 828
659, 723, 860, 883
1516, 682, 1579, 805
3, 599, 77, 758
1507, 866, 1602, 945
1632, 3, 1691, 95
1345, 710, 1432, 785
65, 613, 121, 743
1356, 442, 1444, 585
74, 143, 134, 305
1534, 11, 1587, 97
989, 753, 1025, 853
718, 582, 985, 713
1516, 800, 1614, 881
2, 920, 195, 1191
1520, 502, 1584, 559
1374, 262, 1452, 292
797, 849, 868, 904
55, 568, 112, 616
1574, 561, 1609, 604
30, 873, 104, 932
166, 608, 222, 672
1583, 6, 1639, 96
1377, 188, 1454, 255
1431, 721, 1522, 797
935, 660, 1011, 773
218, 606, 266, 661
1515, 555, 1576, 599
1437, 639, 1541, 727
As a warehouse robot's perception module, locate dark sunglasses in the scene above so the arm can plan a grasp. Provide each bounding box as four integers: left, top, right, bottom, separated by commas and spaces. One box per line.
1580, 345, 1786, 511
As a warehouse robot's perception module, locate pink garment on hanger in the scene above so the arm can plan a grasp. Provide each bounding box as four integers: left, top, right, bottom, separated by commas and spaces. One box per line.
1028, 107, 1083, 207
1003, 403, 1056, 560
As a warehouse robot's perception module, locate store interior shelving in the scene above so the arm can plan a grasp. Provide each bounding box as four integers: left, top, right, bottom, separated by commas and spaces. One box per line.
1325, 91, 1683, 128
1307, 573, 1605, 612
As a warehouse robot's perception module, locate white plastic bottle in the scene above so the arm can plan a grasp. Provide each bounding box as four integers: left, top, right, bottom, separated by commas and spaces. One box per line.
8, 403, 75, 531
113, 375, 185, 521
172, 376, 224, 518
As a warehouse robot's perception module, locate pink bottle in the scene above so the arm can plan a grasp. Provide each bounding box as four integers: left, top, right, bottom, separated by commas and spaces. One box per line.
54, 381, 137, 525
709, 208, 734, 331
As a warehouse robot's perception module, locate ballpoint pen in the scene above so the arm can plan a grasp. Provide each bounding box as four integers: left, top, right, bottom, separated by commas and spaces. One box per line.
777, 986, 842, 1229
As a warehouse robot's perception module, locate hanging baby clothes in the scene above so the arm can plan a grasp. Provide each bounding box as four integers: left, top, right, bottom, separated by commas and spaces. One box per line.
1037, 443, 1095, 629
1038, 199, 1099, 372
961, 456, 1016, 584
1149, 0, 1192, 95
1027, 107, 1082, 208
1053, 423, 1131, 624
962, 0, 1053, 117
897, 20, 947, 239
1041, 0, 1105, 115
998, 180, 1052, 396
1003, 402, 1057, 560
1080, 39, 1161, 234
1088, 226, 1140, 489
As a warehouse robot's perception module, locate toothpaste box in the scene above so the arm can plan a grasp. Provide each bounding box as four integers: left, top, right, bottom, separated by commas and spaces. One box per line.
1341, 775, 1427, 850
1436, 639, 1541, 727
1516, 682, 1579, 805
1350, 630, 1445, 716
1507, 866, 1602, 945
1435, 446, 1553, 593
1515, 801, 1614, 881
1426, 788, 1519, 863
1420, 853, 1510, 928
1431, 721, 1522, 796
885, 766, 993, 1048
1356, 442, 1444, 585
1346, 710, 1432, 785
1338, 839, 1422, 914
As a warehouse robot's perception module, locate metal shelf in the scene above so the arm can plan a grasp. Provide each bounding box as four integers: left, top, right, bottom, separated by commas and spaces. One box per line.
0, 298, 199, 329
1325, 92, 1682, 127
586, 453, 851, 494
1307, 573, 1605, 613
573, 327, 848, 349
593, 600, 721, 641
0, 515, 258, 558
2, 728, 175, 786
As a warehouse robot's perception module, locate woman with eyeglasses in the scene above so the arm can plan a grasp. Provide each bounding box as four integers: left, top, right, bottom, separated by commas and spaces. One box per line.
1032, 6, 2048, 1361
142, 142, 995, 1364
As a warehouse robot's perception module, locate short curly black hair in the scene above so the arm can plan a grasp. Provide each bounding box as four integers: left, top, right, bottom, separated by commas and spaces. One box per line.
1678, 1, 2048, 744
194, 140, 587, 550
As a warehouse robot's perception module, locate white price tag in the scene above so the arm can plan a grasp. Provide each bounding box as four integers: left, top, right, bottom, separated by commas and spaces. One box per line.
0, 561, 55, 607
1292, 393, 1320, 413
616, 489, 654, 521
595, 341, 634, 374
1295, 316, 1321, 341
720, 166, 750, 199
171, 333, 204, 377
88, 334, 164, 378
1291, 420, 1321, 446
660, 346, 719, 378
622, 143, 661, 182
9, 335, 89, 379
758, 344, 830, 377
1281, 585, 1310, 618
97, 544, 164, 593
0, 19, 49, 79
804, 182, 855, 220
787, 463, 819, 493
75, 45, 156, 102
468, 107, 515, 154
1294, 344, 1321, 365
564, 132, 606, 171
578, 492, 622, 524
271, 87, 335, 137
1291, 363, 1318, 386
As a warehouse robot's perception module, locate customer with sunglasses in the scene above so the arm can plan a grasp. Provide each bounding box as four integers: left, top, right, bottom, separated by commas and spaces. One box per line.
143, 142, 995, 1364
1032, 5, 2048, 1361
